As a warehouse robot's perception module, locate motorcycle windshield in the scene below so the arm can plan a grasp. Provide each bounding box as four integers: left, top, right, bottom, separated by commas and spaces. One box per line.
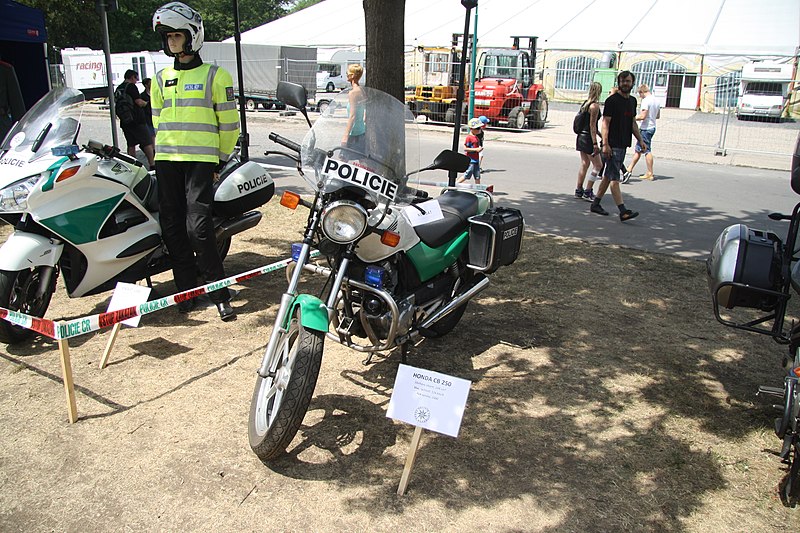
1, 87, 84, 163
300, 86, 420, 204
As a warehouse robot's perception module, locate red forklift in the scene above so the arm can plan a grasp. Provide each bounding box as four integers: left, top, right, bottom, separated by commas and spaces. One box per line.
471, 36, 548, 129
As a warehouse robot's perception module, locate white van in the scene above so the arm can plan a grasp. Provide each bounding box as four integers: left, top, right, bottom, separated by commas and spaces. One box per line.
317, 62, 348, 92
738, 61, 794, 121
316, 49, 365, 92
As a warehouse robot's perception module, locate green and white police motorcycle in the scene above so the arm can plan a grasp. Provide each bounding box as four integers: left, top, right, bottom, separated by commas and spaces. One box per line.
0, 87, 274, 344
248, 82, 524, 461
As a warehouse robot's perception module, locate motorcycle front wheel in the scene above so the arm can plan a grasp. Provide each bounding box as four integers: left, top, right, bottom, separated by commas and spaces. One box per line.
248, 308, 325, 461
0, 267, 56, 344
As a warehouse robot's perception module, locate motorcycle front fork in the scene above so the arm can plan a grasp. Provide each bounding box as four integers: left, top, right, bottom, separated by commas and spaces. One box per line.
36, 266, 57, 300
256, 241, 354, 379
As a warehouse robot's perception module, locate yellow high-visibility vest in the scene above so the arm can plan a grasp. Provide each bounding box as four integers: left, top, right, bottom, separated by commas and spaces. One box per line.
152, 62, 239, 163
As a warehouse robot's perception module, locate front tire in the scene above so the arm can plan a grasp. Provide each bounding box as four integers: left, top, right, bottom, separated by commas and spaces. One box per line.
0, 267, 56, 344
531, 92, 548, 129
249, 309, 325, 461
507, 106, 526, 129
246, 99, 256, 111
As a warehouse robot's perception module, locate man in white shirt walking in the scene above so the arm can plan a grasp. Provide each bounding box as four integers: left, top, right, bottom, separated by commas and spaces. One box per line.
624, 84, 660, 182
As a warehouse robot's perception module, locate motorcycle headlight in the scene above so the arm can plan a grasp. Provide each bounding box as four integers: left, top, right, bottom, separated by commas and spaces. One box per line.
320, 200, 368, 244
0, 174, 41, 212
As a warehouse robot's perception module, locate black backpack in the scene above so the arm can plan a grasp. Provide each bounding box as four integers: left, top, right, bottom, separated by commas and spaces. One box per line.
114, 82, 135, 125
572, 101, 589, 134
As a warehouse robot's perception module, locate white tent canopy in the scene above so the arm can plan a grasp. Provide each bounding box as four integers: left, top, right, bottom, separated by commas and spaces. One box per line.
231, 0, 799, 57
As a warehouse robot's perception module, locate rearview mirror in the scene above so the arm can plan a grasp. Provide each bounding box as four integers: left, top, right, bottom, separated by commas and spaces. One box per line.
406, 150, 471, 177
276, 81, 311, 127
276, 81, 307, 110
430, 149, 471, 173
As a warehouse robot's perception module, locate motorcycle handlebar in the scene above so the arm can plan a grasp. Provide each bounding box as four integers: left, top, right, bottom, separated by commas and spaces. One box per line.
769, 212, 792, 221
269, 132, 301, 154
85, 139, 142, 167
411, 188, 429, 200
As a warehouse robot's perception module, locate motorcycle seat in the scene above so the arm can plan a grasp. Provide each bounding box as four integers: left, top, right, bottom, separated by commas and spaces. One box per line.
414, 190, 479, 249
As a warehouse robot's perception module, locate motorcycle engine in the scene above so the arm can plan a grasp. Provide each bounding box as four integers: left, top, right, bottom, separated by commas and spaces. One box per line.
351, 257, 414, 340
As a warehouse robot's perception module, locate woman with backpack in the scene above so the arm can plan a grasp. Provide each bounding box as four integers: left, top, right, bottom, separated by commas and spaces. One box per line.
574, 81, 603, 201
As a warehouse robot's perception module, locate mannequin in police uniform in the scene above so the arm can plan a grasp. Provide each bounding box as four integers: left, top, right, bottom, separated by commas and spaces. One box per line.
151, 2, 239, 320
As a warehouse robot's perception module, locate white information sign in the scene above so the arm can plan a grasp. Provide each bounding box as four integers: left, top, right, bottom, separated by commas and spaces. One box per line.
387, 364, 471, 437
107, 282, 151, 327
402, 199, 444, 227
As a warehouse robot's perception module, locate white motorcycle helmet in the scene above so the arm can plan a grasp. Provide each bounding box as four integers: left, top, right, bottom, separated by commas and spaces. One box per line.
153, 2, 204, 57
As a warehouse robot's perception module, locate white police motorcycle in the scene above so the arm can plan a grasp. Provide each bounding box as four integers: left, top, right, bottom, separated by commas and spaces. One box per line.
0, 87, 274, 344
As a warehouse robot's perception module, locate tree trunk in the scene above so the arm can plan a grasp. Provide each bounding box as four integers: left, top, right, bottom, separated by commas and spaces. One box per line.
363, 0, 405, 102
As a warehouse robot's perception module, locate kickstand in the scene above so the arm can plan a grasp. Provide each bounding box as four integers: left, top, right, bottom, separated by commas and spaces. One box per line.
362, 352, 375, 365
400, 342, 409, 364
145, 276, 154, 289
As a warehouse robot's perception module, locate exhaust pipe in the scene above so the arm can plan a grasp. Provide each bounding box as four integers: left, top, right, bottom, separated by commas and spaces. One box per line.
419, 274, 489, 329
215, 211, 262, 241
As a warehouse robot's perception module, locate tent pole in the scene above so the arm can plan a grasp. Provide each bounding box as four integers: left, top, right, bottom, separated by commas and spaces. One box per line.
449, 1, 477, 187
232, 0, 249, 162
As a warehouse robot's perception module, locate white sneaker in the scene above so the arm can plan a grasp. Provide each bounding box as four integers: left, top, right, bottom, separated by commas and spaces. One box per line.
621, 171, 632, 184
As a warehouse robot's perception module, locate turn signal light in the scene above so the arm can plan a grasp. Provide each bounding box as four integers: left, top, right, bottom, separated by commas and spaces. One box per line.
56, 166, 81, 182
793, 367, 800, 378
280, 191, 301, 209
380, 230, 400, 247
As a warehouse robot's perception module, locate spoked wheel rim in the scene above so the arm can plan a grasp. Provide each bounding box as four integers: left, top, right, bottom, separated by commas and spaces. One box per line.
780, 437, 800, 506
252, 322, 299, 436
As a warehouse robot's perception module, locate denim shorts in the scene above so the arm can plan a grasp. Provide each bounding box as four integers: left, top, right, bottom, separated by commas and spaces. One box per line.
602, 148, 627, 181
635, 128, 655, 154
463, 161, 481, 180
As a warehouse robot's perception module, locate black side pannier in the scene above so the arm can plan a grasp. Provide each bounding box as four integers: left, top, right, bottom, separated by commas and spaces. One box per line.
467, 207, 524, 273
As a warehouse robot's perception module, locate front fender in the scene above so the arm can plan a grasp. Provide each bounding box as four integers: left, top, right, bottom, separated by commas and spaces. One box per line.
0, 232, 63, 270
286, 293, 329, 333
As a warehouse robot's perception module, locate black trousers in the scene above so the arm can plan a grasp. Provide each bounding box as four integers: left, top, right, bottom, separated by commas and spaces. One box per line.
155, 160, 230, 304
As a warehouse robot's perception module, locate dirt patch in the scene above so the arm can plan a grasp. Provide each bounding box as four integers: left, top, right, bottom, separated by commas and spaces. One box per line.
0, 200, 797, 532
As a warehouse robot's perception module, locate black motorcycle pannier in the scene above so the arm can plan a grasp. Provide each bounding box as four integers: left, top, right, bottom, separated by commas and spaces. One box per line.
467, 207, 524, 273
707, 224, 783, 310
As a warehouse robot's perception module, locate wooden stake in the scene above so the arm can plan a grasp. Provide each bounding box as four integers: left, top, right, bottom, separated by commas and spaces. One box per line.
397, 425, 423, 496
57, 338, 78, 424
99, 322, 121, 369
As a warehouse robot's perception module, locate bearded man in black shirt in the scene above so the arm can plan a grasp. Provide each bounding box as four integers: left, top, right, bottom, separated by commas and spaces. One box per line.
591, 70, 646, 221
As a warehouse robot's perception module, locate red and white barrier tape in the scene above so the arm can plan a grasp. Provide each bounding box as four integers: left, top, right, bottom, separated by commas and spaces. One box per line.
0, 253, 313, 340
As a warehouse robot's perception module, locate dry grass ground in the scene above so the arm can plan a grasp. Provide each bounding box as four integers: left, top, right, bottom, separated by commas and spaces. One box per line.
0, 200, 798, 532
